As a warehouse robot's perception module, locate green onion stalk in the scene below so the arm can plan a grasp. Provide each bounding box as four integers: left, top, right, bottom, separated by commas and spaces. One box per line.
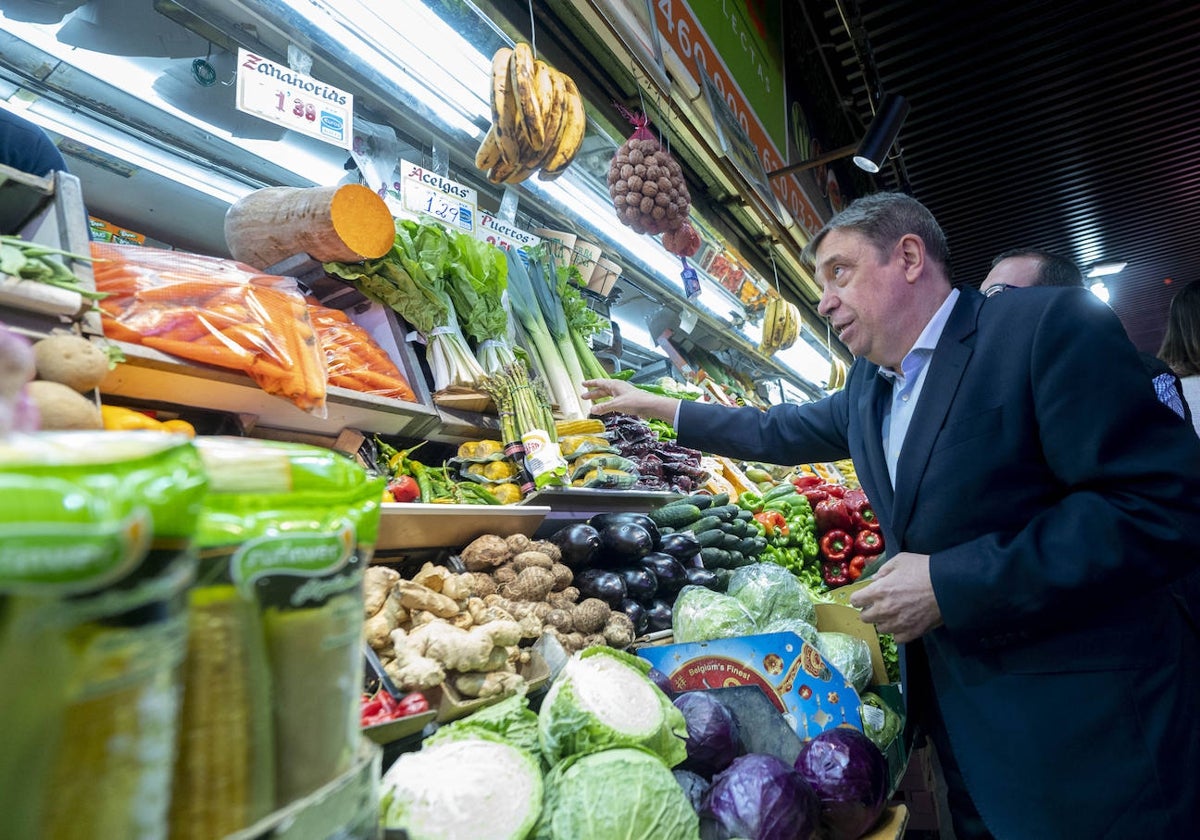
504, 245, 586, 419
325, 220, 486, 392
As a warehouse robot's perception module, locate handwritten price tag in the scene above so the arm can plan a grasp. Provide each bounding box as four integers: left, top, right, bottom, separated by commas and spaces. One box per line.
476, 213, 540, 252
235, 49, 353, 150
393, 159, 477, 234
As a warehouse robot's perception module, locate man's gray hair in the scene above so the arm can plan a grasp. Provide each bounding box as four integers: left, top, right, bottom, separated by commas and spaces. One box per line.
804, 191, 951, 278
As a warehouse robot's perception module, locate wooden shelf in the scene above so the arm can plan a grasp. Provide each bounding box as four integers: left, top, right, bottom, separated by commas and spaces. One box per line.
98, 340, 442, 439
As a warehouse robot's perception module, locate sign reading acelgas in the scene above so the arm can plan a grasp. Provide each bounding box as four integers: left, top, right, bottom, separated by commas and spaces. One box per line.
652, 1, 823, 236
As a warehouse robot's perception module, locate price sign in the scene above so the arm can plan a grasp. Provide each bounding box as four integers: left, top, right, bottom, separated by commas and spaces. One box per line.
235, 49, 353, 150
476, 213, 540, 252
391, 159, 477, 234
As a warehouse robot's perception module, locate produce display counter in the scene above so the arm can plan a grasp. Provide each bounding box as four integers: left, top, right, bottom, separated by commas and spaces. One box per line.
374, 501, 551, 552
98, 339, 441, 439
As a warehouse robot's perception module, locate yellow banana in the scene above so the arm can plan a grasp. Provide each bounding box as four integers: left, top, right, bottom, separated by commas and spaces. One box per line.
488, 156, 525, 184
490, 47, 520, 165
530, 61, 564, 168
509, 42, 545, 152
474, 125, 502, 171
760, 297, 780, 354
538, 72, 586, 180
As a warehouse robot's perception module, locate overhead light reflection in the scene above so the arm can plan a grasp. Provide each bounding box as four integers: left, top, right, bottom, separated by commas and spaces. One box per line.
1089, 280, 1111, 303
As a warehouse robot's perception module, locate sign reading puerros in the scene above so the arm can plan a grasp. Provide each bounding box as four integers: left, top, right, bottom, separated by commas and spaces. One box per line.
235, 48, 354, 150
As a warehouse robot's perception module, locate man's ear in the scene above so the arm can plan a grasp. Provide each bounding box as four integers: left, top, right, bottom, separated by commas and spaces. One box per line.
897, 233, 925, 283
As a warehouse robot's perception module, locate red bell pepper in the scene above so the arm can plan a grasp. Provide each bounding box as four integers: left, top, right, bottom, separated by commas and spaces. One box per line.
819, 529, 853, 563
753, 509, 790, 537
842, 488, 881, 531
852, 506, 880, 532
814, 497, 854, 533
854, 529, 885, 556
821, 483, 847, 499
791, 474, 823, 490
799, 487, 829, 507
843, 488, 869, 509
822, 559, 850, 587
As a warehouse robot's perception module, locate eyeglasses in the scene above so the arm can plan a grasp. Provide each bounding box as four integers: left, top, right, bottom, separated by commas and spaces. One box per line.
983, 283, 1014, 298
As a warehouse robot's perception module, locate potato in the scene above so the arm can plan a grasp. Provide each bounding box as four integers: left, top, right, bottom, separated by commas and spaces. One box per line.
25, 380, 102, 429
33, 334, 109, 393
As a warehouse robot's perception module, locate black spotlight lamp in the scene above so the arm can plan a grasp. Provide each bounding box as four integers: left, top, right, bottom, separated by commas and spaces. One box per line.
768, 92, 910, 179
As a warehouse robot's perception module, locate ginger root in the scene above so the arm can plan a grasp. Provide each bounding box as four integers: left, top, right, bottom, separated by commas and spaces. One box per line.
406, 618, 522, 672
386, 627, 446, 690
453, 670, 526, 699
364, 566, 400, 617
396, 579, 460, 618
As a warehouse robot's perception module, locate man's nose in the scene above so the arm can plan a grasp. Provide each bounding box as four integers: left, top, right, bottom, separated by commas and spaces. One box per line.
817, 290, 836, 318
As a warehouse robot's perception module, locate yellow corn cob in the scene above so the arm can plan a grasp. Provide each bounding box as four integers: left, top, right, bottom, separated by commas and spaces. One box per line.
170, 585, 275, 840
555, 417, 606, 436
42, 620, 185, 840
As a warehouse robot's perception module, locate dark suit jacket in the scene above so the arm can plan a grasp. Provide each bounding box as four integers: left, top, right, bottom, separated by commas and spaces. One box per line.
679, 286, 1200, 837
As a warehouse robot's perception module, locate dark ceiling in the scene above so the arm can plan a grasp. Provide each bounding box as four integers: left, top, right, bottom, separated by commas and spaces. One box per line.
802, 0, 1200, 354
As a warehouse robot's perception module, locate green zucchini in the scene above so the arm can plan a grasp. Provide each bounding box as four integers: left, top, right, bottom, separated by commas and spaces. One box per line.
696, 529, 726, 548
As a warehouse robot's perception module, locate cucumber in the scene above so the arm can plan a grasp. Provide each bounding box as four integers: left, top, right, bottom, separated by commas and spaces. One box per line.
682, 492, 714, 510
649, 503, 703, 528
708, 492, 731, 508
721, 533, 743, 551
683, 515, 722, 534
737, 536, 766, 556
707, 504, 741, 522
736, 509, 754, 522
700, 546, 732, 569
696, 529, 726, 548
725, 550, 755, 568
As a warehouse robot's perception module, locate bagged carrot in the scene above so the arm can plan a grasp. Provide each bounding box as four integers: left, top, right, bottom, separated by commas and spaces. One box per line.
304, 298, 417, 402
91, 243, 327, 415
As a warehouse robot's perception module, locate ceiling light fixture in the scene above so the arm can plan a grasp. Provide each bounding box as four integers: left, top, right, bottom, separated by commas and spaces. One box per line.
1086, 261, 1127, 278
767, 93, 910, 179
1089, 281, 1111, 304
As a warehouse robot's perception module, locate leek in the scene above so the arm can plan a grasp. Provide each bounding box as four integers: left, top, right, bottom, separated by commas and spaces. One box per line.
557, 262, 612, 382
504, 246, 585, 419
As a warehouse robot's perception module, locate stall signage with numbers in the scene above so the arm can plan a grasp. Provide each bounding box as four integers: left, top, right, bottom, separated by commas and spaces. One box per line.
476, 214, 539, 252
390, 159, 477, 233
235, 49, 353, 149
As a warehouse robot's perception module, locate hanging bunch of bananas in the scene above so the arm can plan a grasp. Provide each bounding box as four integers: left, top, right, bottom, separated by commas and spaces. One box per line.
827, 355, 849, 390
475, 43, 586, 185
758, 294, 800, 355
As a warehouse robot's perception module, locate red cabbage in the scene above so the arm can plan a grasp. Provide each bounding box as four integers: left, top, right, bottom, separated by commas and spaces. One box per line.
673, 691, 742, 778
794, 727, 889, 840
699, 753, 820, 840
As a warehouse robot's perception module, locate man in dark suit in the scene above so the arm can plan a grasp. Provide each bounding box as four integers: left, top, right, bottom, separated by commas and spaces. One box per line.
0, 106, 69, 177
582, 192, 1200, 838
